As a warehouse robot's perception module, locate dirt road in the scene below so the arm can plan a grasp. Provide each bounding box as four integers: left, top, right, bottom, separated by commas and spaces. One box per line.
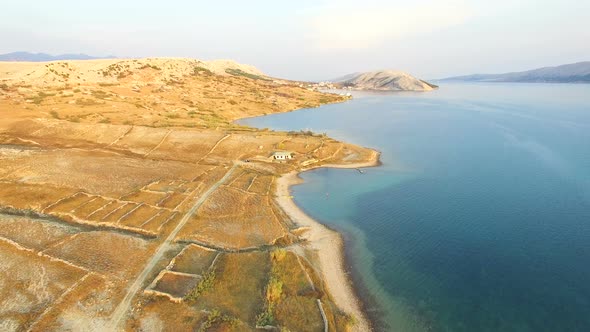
108, 163, 238, 330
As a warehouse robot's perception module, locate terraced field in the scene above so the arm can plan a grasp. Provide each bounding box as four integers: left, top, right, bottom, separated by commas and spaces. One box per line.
0, 58, 375, 331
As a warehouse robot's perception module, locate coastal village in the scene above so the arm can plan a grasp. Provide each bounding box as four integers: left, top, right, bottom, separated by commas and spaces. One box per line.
298, 81, 353, 96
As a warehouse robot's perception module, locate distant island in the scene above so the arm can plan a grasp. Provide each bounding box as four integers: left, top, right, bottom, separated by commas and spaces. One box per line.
441, 61, 590, 83
0, 51, 116, 62
333, 70, 437, 91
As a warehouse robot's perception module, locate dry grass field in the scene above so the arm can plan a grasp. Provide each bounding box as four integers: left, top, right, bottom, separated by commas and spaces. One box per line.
177, 184, 288, 250
0, 58, 374, 331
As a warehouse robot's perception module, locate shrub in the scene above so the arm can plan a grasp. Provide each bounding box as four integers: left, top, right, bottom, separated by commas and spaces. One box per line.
225, 68, 271, 81
140, 64, 161, 70
271, 249, 287, 262
31, 96, 44, 105
256, 308, 275, 327
185, 269, 216, 301
198, 309, 237, 332
266, 276, 283, 303
193, 65, 212, 76
91, 90, 109, 99
76, 98, 101, 106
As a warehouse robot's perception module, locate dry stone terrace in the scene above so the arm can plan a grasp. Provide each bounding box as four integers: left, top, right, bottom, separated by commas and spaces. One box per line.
0, 57, 376, 331
0, 117, 370, 331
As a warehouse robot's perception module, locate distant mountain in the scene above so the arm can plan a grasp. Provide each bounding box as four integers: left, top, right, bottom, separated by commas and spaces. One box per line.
334, 70, 437, 91
0, 52, 116, 62
441, 62, 590, 83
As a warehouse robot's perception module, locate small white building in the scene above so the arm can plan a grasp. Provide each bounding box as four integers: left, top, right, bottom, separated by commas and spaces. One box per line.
271, 151, 293, 161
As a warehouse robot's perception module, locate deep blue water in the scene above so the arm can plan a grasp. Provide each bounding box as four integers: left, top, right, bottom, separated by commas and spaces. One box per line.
238, 83, 590, 331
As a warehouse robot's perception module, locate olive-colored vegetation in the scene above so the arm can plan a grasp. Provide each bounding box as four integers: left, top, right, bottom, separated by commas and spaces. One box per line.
225, 68, 271, 81
185, 269, 216, 302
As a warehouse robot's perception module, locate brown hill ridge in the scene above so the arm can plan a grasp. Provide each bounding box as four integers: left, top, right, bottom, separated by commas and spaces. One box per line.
0, 58, 266, 87
0, 57, 347, 126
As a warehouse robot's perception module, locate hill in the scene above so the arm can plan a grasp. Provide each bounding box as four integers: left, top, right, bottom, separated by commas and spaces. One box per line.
334, 70, 437, 91
0, 57, 267, 89
0, 51, 116, 62
0, 57, 342, 124
0, 57, 374, 331
441, 62, 590, 83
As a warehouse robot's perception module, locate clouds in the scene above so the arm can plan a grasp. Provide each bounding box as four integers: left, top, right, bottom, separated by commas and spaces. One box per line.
0, 0, 588, 80
305, 0, 473, 51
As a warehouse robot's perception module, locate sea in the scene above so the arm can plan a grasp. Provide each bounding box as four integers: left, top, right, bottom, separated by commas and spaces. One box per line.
238, 82, 590, 331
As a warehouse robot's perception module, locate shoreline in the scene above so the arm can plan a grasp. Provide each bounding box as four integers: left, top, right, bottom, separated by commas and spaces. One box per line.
275, 150, 381, 332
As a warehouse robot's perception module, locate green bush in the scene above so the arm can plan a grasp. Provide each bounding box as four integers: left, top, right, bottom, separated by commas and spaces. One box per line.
193, 65, 212, 76
266, 276, 283, 303
256, 308, 275, 327
225, 68, 271, 81
185, 269, 216, 302
198, 309, 237, 332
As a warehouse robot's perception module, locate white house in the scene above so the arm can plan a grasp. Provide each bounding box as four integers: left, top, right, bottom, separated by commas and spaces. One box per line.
271, 151, 293, 161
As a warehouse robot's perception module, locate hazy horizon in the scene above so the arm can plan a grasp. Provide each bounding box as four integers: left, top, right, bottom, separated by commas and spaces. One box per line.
2, 0, 589, 80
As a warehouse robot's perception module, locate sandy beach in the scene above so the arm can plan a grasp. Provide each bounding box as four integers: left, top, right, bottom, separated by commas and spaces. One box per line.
275, 150, 380, 332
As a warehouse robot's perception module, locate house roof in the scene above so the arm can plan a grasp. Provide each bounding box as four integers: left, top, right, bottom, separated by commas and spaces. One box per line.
272, 151, 292, 156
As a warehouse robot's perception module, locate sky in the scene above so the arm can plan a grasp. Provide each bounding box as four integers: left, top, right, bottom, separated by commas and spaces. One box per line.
1, 0, 589, 80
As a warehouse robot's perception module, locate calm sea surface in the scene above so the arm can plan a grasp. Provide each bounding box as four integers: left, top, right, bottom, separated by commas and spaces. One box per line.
238, 83, 590, 331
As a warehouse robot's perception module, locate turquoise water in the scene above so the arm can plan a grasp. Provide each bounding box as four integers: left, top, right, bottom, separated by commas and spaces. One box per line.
238, 83, 590, 331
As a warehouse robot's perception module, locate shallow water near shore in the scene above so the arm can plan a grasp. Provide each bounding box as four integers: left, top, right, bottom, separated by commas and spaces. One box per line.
238, 83, 590, 331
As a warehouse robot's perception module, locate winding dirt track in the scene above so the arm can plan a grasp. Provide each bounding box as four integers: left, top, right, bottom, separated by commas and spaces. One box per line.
108, 163, 238, 330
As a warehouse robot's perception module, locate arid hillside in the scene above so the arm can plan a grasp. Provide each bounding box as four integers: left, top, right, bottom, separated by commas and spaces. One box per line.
335, 69, 437, 91
0, 58, 375, 331
0, 58, 345, 127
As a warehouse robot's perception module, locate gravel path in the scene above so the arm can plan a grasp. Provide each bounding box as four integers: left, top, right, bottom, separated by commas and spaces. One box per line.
108, 163, 238, 330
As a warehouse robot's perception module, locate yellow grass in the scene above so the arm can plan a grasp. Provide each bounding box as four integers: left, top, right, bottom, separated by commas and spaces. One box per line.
44, 231, 156, 279
0, 57, 376, 330
170, 244, 218, 275
195, 252, 270, 326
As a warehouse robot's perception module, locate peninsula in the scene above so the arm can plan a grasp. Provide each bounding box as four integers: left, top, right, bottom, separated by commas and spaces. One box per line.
0, 58, 377, 331
334, 70, 437, 91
